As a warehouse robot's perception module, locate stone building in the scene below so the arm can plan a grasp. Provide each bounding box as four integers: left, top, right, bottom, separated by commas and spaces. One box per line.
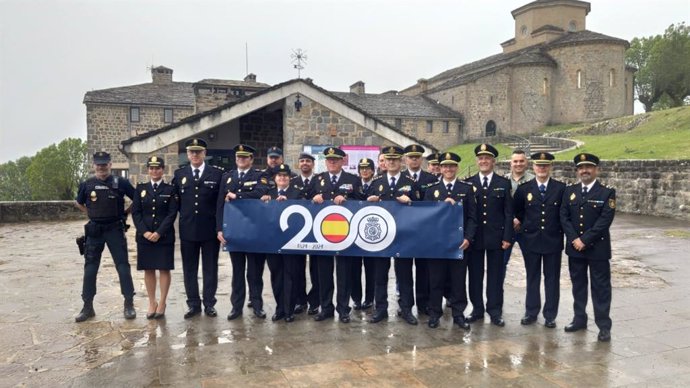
400, 0, 634, 138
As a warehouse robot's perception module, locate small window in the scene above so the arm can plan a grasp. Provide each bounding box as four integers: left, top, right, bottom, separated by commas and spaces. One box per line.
130, 107, 140, 122
395, 118, 402, 129
576, 70, 582, 89
568, 20, 577, 32
426, 120, 433, 133
215, 88, 228, 94
543, 78, 549, 95
164, 108, 173, 123
443, 121, 449, 133
521, 25, 528, 36
609, 69, 615, 87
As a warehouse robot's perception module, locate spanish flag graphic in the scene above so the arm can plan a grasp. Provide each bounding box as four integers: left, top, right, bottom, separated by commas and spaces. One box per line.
321, 213, 350, 243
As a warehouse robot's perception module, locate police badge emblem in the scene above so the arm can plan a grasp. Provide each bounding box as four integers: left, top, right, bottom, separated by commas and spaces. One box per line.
90, 191, 97, 202
570, 192, 576, 201
227, 177, 232, 184
527, 192, 533, 201
181, 177, 187, 185
379, 184, 384, 192
434, 190, 439, 198
609, 198, 616, 209
141, 190, 147, 198
363, 216, 382, 242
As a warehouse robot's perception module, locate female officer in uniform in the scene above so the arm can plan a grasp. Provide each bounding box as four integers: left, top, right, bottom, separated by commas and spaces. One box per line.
132, 156, 179, 319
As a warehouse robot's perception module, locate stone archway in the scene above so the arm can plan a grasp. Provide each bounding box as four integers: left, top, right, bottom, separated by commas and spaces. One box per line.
485, 120, 497, 137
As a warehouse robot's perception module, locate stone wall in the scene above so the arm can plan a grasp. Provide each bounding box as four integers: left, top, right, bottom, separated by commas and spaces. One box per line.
0, 201, 85, 223
239, 109, 284, 169
496, 159, 690, 220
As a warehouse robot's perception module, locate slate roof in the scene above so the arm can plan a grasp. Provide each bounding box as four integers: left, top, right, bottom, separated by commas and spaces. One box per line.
421, 30, 627, 94
330, 92, 462, 119
195, 79, 271, 89
83, 82, 195, 106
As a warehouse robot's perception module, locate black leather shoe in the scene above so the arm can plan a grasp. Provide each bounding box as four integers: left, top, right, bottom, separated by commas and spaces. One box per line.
307, 306, 319, 315
428, 317, 440, 328
353, 302, 363, 310
361, 301, 374, 310
598, 329, 611, 342
293, 304, 306, 314
396, 308, 402, 317
124, 300, 136, 320
339, 314, 351, 323
454, 316, 471, 330
314, 311, 334, 321
544, 319, 557, 328
285, 315, 295, 323
564, 321, 587, 332
466, 314, 484, 323
247, 300, 253, 308
253, 308, 267, 319
75, 304, 95, 323
227, 309, 242, 320
369, 310, 388, 323
184, 307, 202, 319
400, 310, 418, 325
520, 315, 537, 325
205, 307, 218, 317
490, 317, 505, 327
272, 312, 286, 322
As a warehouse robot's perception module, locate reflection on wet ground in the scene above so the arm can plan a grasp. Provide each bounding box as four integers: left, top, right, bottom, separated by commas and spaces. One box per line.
1, 213, 689, 386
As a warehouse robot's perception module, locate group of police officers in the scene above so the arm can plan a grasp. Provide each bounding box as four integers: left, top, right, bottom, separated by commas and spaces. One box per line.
75, 138, 616, 342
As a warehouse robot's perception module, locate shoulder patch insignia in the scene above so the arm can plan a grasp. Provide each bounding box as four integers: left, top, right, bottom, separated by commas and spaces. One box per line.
609, 198, 616, 209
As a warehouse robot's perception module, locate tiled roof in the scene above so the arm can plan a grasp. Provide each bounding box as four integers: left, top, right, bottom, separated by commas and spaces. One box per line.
547, 30, 629, 48
83, 82, 195, 106
195, 79, 271, 88
330, 92, 462, 119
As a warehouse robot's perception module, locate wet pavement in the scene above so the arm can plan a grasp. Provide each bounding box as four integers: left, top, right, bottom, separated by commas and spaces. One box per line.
0, 213, 689, 387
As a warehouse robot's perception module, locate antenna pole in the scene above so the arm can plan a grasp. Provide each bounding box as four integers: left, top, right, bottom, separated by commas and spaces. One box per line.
245, 42, 249, 76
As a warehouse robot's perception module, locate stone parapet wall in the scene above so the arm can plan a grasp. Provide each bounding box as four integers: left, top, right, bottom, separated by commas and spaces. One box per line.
496, 159, 690, 220
0, 201, 86, 223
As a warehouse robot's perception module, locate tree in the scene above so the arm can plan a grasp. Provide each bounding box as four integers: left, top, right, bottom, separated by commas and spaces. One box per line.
627, 23, 690, 112
0, 156, 33, 201
25, 138, 88, 200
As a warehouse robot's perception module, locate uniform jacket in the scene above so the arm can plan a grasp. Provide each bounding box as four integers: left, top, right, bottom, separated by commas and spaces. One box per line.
402, 169, 438, 199
131, 181, 179, 245
291, 175, 316, 199
172, 165, 223, 241
423, 179, 478, 244
215, 168, 268, 232
312, 170, 363, 201
514, 178, 566, 254
465, 173, 514, 250
76, 175, 136, 223
368, 173, 420, 202
268, 184, 305, 200
560, 181, 616, 260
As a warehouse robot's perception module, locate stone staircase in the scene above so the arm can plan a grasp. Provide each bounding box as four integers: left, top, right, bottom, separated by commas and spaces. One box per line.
504, 135, 579, 155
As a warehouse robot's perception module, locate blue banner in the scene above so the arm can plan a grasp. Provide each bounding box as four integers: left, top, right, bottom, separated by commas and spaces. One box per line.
222, 200, 464, 259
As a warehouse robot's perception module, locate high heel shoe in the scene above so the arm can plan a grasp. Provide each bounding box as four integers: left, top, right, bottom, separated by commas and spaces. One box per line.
146, 302, 158, 320
153, 302, 166, 319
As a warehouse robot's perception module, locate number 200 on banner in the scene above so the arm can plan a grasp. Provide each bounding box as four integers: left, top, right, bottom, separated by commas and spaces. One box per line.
280, 205, 397, 252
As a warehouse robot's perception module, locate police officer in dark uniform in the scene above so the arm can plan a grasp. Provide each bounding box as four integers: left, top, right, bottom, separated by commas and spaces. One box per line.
351, 158, 376, 311
426, 152, 441, 177
217, 144, 269, 320
424, 152, 477, 329
465, 144, 513, 327
264, 164, 305, 322
75, 151, 137, 322
172, 138, 224, 319
560, 153, 616, 342
310, 147, 363, 323
132, 156, 179, 319
514, 152, 565, 328
367, 146, 420, 325
290, 152, 318, 315
402, 144, 439, 316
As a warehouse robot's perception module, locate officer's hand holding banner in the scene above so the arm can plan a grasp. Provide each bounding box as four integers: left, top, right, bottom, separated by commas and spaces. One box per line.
223, 200, 464, 259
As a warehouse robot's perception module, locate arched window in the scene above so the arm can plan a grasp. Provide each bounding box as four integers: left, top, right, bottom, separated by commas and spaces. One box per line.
485, 120, 497, 137
576, 70, 582, 89
543, 78, 549, 95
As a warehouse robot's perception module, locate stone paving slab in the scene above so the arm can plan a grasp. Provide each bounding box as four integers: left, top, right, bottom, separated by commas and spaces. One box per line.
0, 213, 689, 387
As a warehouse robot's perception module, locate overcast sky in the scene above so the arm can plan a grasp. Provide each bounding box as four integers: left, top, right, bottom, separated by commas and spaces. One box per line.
1, 0, 688, 163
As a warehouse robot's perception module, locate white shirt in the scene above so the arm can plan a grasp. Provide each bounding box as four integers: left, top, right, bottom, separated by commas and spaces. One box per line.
150, 179, 164, 186
442, 179, 455, 191
329, 172, 341, 184
301, 174, 314, 185
535, 178, 550, 190
407, 168, 422, 181
582, 179, 597, 192
191, 162, 206, 177
386, 172, 401, 186
479, 172, 494, 186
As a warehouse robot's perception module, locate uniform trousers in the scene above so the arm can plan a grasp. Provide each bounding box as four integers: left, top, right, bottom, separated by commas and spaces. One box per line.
229, 252, 265, 311
468, 248, 504, 318
568, 256, 612, 330
266, 254, 301, 316
294, 255, 308, 307
523, 250, 561, 320
373, 258, 391, 313
351, 257, 375, 305
395, 258, 415, 312
414, 258, 430, 313
306, 255, 320, 309
180, 238, 220, 309
83, 225, 134, 302
316, 255, 355, 316
428, 258, 468, 319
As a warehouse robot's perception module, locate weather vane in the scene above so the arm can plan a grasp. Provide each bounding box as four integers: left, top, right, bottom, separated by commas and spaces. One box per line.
291, 49, 307, 79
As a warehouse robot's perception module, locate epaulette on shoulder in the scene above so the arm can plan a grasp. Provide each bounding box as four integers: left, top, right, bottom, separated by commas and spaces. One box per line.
371, 175, 384, 182
176, 165, 186, 170
457, 180, 473, 186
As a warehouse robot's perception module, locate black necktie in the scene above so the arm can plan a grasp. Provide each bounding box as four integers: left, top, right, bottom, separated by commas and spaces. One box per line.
239, 171, 245, 181
331, 175, 338, 185
390, 176, 396, 189
153, 183, 159, 191
363, 183, 369, 191
482, 176, 488, 189
412, 172, 418, 182
446, 183, 453, 192
582, 185, 588, 196
539, 184, 546, 199
194, 169, 200, 180
304, 178, 310, 187
279, 189, 286, 196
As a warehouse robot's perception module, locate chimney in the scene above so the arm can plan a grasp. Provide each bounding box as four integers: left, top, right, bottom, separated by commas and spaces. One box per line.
417, 78, 428, 93
244, 73, 257, 82
151, 66, 173, 84
349, 81, 365, 95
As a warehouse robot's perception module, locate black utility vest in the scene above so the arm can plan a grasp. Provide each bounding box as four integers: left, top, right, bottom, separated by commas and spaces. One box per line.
84, 176, 121, 221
